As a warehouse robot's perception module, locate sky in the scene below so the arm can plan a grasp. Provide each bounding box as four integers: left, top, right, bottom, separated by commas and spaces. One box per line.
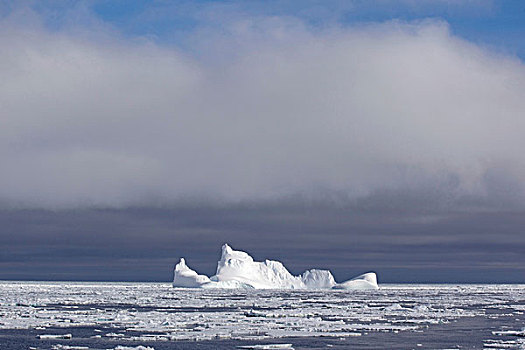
0, 0, 524, 282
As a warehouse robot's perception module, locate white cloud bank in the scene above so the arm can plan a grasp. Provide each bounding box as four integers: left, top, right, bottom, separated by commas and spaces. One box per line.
1, 14, 524, 208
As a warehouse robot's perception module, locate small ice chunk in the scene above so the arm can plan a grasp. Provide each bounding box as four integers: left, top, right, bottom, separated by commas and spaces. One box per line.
105, 332, 125, 337
238, 344, 294, 349
37, 334, 72, 339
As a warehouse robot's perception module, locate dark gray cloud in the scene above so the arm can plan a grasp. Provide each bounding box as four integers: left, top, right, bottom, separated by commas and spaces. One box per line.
1, 205, 523, 282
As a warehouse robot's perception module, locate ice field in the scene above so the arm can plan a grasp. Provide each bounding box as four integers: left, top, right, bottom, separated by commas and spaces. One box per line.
0, 282, 524, 349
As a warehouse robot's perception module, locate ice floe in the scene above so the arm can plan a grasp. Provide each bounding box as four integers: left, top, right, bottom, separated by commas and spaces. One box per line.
37, 334, 72, 339
1, 282, 524, 342
51, 345, 89, 350
173, 244, 378, 290
238, 344, 294, 349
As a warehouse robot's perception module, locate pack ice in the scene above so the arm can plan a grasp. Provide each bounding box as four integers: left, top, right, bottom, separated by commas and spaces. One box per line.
173, 244, 378, 290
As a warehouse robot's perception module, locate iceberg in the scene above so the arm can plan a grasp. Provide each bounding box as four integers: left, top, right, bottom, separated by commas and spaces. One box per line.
301, 269, 337, 289
332, 272, 378, 290
173, 244, 378, 290
172, 258, 211, 288
210, 244, 304, 289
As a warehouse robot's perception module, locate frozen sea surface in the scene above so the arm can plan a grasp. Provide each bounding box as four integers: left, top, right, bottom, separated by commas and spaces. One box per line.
0, 282, 524, 349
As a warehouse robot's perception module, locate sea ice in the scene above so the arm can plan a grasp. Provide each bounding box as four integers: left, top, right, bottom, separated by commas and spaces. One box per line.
2, 282, 523, 343
238, 344, 294, 349
37, 334, 73, 339
173, 244, 378, 290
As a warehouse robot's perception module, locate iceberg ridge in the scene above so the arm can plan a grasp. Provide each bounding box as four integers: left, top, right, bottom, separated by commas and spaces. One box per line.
173, 244, 378, 290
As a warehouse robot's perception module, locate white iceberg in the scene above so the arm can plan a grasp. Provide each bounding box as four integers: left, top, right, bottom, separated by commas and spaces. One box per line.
301, 269, 337, 289
172, 258, 211, 288
210, 244, 304, 289
332, 272, 378, 290
173, 244, 378, 290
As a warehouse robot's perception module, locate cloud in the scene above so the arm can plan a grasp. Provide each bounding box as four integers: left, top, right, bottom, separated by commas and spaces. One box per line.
1, 207, 524, 282
1, 11, 524, 209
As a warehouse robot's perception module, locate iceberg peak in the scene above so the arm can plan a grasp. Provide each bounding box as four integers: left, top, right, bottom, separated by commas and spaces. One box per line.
213, 244, 303, 289
175, 258, 187, 270
220, 243, 253, 265
173, 258, 211, 288
221, 243, 232, 256
174, 243, 379, 290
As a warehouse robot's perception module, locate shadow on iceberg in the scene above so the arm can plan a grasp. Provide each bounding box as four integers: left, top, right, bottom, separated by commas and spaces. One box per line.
173, 244, 378, 290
